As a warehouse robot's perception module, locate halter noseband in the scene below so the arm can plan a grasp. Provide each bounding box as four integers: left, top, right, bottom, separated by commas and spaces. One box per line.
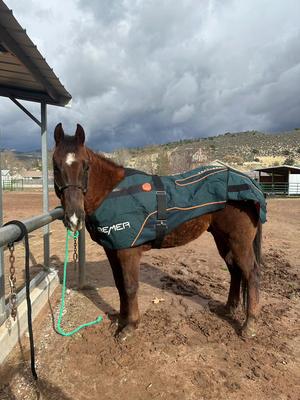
54, 168, 89, 198
56, 183, 87, 195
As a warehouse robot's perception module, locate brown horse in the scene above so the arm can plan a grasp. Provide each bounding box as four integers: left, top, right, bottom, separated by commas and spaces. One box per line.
52, 123, 262, 339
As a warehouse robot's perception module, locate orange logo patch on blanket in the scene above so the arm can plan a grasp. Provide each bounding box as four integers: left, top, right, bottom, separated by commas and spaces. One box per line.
142, 182, 152, 192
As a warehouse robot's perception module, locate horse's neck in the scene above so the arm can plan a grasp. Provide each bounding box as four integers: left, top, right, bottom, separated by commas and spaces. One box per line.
84, 148, 125, 215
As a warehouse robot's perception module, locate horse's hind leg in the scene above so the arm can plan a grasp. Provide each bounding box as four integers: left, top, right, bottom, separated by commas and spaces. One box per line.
226, 264, 242, 316
211, 205, 261, 337
243, 256, 260, 337
105, 247, 141, 338
228, 240, 260, 337
211, 232, 242, 316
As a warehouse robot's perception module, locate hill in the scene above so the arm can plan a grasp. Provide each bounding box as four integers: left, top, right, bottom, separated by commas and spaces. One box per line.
111, 129, 300, 174
1, 130, 300, 175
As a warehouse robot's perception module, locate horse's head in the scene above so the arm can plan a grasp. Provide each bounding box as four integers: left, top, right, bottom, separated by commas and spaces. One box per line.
52, 123, 89, 232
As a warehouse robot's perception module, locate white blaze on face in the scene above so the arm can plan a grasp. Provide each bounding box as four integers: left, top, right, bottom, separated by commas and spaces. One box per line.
70, 213, 78, 228
65, 153, 76, 166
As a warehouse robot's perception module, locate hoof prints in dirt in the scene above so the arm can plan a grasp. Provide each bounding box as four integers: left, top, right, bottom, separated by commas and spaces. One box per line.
187, 310, 235, 341
160, 275, 207, 297
159, 268, 226, 300
261, 250, 299, 299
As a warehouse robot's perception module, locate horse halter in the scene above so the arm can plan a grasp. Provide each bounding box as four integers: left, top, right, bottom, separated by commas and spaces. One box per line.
56, 183, 87, 195
54, 164, 89, 198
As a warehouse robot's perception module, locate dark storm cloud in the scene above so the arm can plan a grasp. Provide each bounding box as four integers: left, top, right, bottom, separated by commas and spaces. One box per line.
1, 0, 300, 151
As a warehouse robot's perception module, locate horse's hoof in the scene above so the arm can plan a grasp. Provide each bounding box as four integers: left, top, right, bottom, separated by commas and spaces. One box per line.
115, 325, 136, 342
241, 324, 257, 338
109, 319, 119, 332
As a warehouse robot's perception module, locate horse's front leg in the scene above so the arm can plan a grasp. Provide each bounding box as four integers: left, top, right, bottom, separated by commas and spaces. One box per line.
105, 247, 142, 338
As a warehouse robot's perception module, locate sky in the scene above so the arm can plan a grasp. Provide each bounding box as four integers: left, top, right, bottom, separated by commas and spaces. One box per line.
1, 0, 300, 152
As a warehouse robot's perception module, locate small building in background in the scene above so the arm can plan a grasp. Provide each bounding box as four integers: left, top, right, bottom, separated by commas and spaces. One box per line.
1, 169, 11, 183
22, 170, 42, 181
21, 170, 43, 188
253, 165, 300, 195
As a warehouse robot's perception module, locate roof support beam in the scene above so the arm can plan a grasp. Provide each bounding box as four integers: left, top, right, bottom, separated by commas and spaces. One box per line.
0, 86, 55, 104
41, 102, 49, 268
0, 24, 59, 102
0, 151, 5, 322
10, 97, 41, 127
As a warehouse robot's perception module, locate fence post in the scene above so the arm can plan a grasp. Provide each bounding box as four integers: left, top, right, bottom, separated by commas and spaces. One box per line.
78, 225, 86, 288
0, 155, 5, 323
0, 247, 5, 325
41, 102, 50, 269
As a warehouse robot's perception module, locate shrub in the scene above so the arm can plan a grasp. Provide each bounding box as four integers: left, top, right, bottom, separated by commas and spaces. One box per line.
284, 157, 295, 166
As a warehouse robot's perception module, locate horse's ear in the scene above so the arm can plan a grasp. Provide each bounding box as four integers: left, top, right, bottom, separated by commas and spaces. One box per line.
54, 123, 64, 145
75, 124, 85, 145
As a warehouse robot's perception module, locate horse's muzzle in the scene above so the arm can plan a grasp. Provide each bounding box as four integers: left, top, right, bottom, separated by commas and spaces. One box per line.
64, 210, 85, 232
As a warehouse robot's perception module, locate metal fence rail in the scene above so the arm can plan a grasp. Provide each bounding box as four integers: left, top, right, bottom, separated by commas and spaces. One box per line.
0, 207, 86, 325
260, 182, 300, 196
0, 207, 63, 247
1, 179, 24, 191
1, 178, 55, 190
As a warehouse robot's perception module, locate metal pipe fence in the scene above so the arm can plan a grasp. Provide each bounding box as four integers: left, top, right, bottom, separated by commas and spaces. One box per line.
1, 178, 55, 190
0, 207, 86, 325
1, 179, 24, 191
260, 182, 300, 196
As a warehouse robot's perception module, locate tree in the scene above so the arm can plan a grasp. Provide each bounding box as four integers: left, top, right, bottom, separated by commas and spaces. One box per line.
0, 150, 26, 173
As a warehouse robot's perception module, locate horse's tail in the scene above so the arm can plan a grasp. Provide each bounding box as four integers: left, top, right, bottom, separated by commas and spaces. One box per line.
242, 278, 247, 312
242, 220, 262, 311
253, 220, 262, 266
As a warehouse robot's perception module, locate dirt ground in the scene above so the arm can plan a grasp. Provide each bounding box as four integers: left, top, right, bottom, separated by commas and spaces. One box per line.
0, 193, 299, 400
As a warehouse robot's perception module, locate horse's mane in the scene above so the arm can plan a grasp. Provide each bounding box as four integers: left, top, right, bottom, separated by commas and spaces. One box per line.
86, 146, 123, 171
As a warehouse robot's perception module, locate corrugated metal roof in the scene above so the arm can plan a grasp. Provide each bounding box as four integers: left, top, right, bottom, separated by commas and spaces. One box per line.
253, 165, 300, 174
0, 0, 72, 106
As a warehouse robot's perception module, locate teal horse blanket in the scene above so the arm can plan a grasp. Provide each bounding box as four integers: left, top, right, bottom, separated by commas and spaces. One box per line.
86, 166, 267, 250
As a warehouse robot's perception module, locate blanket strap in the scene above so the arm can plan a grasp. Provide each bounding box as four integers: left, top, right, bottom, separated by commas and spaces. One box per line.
152, 175, 167, 248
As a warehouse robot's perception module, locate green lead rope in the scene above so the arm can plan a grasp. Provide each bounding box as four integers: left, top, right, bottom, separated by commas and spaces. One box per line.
56, 229, 103, 336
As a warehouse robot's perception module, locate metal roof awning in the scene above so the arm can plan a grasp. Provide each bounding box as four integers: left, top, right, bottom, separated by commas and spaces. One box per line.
253, 165, 300, 175
0, 0, 74, 306
0, 0, 71, 106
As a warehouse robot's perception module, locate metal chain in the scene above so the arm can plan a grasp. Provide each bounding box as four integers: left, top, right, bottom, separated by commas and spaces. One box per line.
73, 235, 78, 272
7, 242, 18, 320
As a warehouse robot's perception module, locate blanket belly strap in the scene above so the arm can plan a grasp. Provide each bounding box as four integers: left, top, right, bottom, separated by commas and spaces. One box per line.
152, 175, 167, 248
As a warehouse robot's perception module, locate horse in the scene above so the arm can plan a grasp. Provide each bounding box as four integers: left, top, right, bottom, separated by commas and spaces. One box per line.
52, 123, 263, 339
